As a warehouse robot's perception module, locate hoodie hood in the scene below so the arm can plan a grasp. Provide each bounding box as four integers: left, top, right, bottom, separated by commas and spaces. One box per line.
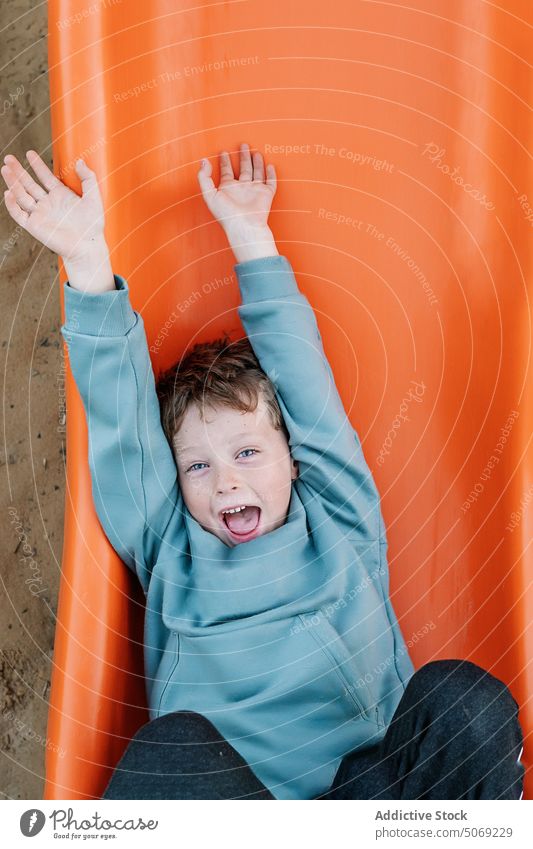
155, 486, 350, 633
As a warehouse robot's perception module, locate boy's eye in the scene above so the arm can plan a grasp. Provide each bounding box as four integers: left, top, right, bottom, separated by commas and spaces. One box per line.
185, 448, 258, 474
186, 462, 208, 473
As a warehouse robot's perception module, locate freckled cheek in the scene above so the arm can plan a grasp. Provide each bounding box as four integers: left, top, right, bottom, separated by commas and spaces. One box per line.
179, 476, 210, 508
257, 468, 290, 512
188, 477, 210, 496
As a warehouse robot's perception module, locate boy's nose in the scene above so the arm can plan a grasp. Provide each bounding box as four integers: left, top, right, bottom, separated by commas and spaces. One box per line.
215, 468, 242, 494
216, 482, 239, 494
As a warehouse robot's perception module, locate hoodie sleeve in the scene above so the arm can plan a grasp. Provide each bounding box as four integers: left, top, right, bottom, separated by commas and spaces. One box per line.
60, 274, 183, 588
236, 254, 381, 542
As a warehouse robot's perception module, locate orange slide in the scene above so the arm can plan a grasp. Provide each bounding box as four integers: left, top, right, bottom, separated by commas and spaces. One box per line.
44, 0, 533, 799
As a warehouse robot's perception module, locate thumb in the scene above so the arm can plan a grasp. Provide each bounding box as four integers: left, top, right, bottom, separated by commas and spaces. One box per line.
197, 157, 217, 209
75, 158, 97, 194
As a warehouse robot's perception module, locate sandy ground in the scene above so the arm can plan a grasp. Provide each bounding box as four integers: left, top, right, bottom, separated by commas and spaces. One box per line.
1, 1, 64, 799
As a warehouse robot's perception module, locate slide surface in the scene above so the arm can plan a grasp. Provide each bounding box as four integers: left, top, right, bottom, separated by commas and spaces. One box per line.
45, 0, 533, 799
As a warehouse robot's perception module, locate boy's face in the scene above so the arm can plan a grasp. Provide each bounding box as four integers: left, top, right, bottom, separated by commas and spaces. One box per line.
173, 396, 298, 547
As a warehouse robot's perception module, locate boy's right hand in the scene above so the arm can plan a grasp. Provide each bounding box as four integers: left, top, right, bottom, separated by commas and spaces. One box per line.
1, 151, 106, 263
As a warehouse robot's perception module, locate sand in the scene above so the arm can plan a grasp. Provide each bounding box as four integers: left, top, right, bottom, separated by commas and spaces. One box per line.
1, 1, 64, 799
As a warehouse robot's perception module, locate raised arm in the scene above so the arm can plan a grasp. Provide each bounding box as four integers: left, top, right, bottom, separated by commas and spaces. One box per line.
2, 151, 182, 588
197, 143, 382, 542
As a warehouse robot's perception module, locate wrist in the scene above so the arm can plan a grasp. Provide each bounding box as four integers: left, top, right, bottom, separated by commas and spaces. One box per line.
225, 225, 279, 263
63, 235, 109, 267
62, 238, 115, 293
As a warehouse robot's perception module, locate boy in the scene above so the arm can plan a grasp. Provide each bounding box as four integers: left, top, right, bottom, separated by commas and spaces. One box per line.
2, 144, 524, 800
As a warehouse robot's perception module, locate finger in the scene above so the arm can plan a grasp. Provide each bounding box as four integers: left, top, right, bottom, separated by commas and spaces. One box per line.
4, 189, 30, 228
219, 150, 235, 183
238, 142, 253, 182
197, 158, 217, 207
3, 155, 48, 201
266, 163, 277, 195
252, 150, 265, 182
25, 149, 62, 192
1, 166, 38, 212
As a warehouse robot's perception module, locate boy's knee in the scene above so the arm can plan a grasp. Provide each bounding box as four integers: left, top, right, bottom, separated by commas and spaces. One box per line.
407, 659, 473, 695
134, 710, 222, 744
411, 659, 520, 726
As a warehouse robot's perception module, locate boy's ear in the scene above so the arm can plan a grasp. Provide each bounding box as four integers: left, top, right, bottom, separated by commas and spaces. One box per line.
291, 458, 299, 480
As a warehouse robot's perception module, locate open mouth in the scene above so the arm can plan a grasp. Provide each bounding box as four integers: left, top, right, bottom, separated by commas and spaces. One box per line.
219, 505, 262, 540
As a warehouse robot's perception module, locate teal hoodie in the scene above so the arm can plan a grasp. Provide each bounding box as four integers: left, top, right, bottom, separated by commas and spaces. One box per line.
60, 254, 415, 800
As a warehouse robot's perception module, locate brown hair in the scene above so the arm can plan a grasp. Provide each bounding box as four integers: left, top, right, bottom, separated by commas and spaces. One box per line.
156, 332, 289, 450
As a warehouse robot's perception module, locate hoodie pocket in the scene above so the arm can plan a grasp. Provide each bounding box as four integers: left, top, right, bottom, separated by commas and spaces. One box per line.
155, 631, 180, 718
298, 610, 383, 726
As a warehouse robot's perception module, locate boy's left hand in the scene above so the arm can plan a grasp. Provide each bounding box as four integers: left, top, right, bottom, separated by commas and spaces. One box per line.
197, 143, 277, 237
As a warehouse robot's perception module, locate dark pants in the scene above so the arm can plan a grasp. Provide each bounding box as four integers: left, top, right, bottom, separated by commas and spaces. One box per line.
101, 659, 525, 800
